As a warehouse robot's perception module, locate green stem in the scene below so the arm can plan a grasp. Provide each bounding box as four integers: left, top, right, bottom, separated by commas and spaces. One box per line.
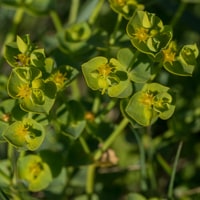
88, 0, 105, 25
167, 141, 183, 199
50, 10, 63, 32
157, 153, 172, 176
86, 164, 96, 199
1, 8, 24, 56
68, 0, 80, 24
132, 128, 148, 191
94, 117, 129, 161
8, 144, 14, 175
79, 136, 91, 154
70, 79, 81, 100
92, 94, 101, 114
109, 14, 123, 45
170, 2, 187, 28
127, 49, 140, 71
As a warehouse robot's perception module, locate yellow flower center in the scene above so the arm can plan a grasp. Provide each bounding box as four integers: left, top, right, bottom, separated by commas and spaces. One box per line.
16, 84, 32, 99
2, 114, 11, 122
15, 53, 30, 67
134, 27, 149, 43
15, 123, 29, 139
98, 64, 112, 78
114, 0, 126, 6
29, 162, 43, 179
53, 71, 67, 88
140, 91, 154, 107
162, 48, 176, 65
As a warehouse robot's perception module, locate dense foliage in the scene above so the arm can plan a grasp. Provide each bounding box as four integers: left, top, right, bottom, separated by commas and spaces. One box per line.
0, 0, 200, 199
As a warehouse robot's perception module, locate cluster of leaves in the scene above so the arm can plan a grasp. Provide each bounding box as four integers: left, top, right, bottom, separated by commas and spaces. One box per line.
0, 0, 200, 199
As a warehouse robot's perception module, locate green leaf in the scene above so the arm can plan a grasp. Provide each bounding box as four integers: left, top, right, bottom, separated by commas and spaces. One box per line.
0, 121, 9, 142
17, 35, 28, 53
39, 150, 63, 177
3, 118, 45, 151
63, 120, 86, 139
61, 100, 86, 139
108, 78, 132, 98
30, 48, 46, 68
117, 48, 157, 83
0, 160, 11, 188
4, 42, 21, 67
17, 155, 52, 192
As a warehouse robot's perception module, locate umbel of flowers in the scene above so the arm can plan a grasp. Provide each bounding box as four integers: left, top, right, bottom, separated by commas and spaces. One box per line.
82, 9, 199, 127
2, 34, 78, 191
3, 34, 78, 149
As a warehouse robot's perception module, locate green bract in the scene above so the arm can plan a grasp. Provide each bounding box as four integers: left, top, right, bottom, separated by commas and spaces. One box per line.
117, 48, 157, 83
3, 118, 45, 151
4, 35, 45, 68
7, 67, 56, 113
49, 65, 79, 91
56, 100, 86, 139
82, 56, 132, 98
109, 0, 144, 19
17, 155, 52, 191
125, 83, 175, 126
58, 22, 92, 54
162, 42, 199, 76
126, 10, 172, 56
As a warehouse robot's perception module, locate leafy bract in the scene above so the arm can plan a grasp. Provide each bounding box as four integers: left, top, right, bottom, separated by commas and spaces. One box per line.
126, 10, 172, 56
7, 67, 56, 113
3, 118, 45, 151
58, 22, 92, 54
17, 155, 52, 191
109, 0, 144, 19
117, 48, 157, 83
82, 56, 132, 98
163, 43, 199, 76
125, 83, 175, 126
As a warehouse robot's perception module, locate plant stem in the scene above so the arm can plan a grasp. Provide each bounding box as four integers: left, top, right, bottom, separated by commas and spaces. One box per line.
88, 0, 105, 25
50, 10, 63, 32
157, 153, 172, 176
86, 164, 96, 199
167, 141, 183, 199
109, 14, 123, 45
127, 49, 140, 71
170, 2, 187, 28
132, 128, 148, 191
92, 94, 101, 114
68, 0, 80, 24
1, 8, 24, 57
79, 136, 91, 154
70, 79, 81, 100
94, 117, 129, 161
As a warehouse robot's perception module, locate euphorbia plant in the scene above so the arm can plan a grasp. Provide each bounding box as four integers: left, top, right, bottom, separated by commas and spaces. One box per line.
0, 0, 199, 199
